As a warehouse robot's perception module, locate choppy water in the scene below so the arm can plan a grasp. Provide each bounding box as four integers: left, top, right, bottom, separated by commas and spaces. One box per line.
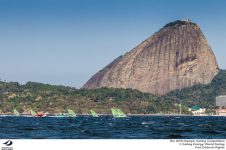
0, 116, 226, 139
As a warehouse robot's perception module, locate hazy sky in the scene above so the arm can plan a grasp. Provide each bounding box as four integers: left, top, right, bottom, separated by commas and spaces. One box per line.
0, 0, 225, 88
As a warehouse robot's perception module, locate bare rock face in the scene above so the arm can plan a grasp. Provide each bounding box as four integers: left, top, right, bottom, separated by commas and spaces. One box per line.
83, 20, 219, 95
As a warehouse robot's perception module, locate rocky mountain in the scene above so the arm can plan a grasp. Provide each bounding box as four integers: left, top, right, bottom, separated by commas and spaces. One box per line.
83, 20, 219, 95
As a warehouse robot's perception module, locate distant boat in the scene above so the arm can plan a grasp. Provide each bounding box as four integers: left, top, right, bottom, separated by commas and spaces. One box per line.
30, 110, 37, 116
116, 109, 126, 117
67, 109, 76, 117
90, 110, 98, 117
13, 109, 20, 116
30, 110, 46, 117
111, 108, 119, 117
111, 108, 126, 118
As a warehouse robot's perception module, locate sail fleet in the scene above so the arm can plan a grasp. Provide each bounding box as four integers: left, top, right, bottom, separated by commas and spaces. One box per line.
9, 108, 126, 118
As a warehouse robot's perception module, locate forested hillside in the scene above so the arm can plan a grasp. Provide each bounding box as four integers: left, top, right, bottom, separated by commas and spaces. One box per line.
0, 70, 225, 114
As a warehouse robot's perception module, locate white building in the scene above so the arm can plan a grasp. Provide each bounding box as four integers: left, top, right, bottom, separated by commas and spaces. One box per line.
189, 105, 206, 116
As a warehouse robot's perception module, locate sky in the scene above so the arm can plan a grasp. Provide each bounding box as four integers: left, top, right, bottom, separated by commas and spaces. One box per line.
0, 0, 225, 88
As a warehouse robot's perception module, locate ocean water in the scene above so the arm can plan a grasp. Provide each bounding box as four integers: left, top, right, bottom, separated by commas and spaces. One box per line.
0, 116, 226, 139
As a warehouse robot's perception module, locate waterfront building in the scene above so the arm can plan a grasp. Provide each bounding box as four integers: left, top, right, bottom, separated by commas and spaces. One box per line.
189, 105, 206, 116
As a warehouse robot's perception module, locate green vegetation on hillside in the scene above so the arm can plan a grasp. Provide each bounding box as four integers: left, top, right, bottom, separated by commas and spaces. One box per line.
164, 69, 226, 109
0, 70, 225, 114
0, 81, 178, 114
163, 20, 196, 28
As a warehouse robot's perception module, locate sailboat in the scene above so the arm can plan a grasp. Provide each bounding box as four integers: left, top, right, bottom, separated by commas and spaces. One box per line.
116, 109, 126, 117
111, 108, 126, 118
30, 110, 46, 117
67, 109, 76, 117
13, 109, 20, 116
30, 110, 37, 116
90, 110, 98, 117
111, 108, 118, 117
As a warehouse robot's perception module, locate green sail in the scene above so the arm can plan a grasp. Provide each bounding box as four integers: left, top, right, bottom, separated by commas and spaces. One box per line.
90, 110, 98, 117
111, 108, 118, 117
116, 109, 126, 117
67, 109, 76, 117
30, 110, 37, 116
111, 108, 126, 118
13, 109, 19, 116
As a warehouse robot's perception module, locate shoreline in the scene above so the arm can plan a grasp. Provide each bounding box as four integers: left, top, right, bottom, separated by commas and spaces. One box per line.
0, 113, 223, 117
